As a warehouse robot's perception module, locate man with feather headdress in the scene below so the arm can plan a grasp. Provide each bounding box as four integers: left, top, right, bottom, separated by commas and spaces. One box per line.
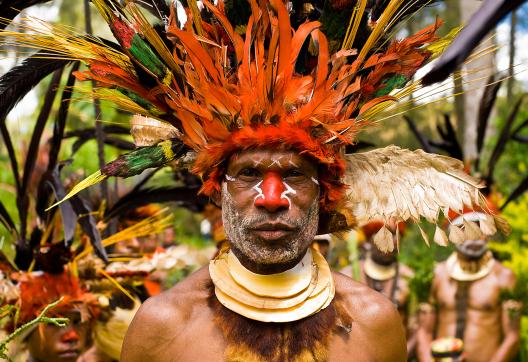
0, 0, 512, 360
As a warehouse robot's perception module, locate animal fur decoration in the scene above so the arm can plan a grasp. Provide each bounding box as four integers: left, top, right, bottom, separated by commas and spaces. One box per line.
0, 0, 507, 248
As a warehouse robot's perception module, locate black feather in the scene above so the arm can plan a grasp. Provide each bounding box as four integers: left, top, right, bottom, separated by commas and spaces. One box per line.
0, 52, 71, 122
105, 186, 208, 221
438, 114, 463, 160
404, 115, 433, 153
344, 141, 376, 154
46, 163, 77, 246
369, 0, 442, 24
36, 62, 80, 220
485, 94, 526, 186
475, 74, 503, 169
0, 118, 21, 193
501, 174, 528, 210
420, 114, 463, 159
0, 201, 16, 234
0, 0, 52, 29
132, 0, 171, 20
509, 118, 528, 139
423, 0, 528, 85
17, 69, 63, 246
0, 36, 121, 122
512, 134, 528, 144
71, 135, 135, 155
70, 194, 108, 262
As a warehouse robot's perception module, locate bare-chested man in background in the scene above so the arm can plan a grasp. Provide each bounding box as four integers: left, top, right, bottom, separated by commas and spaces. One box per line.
416, 230, 521, 362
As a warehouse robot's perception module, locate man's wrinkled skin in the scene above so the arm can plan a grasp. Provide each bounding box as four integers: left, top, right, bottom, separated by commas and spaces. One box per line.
416, 239, 521, 362
121, 149, 406, 361
26, 311, 91, 362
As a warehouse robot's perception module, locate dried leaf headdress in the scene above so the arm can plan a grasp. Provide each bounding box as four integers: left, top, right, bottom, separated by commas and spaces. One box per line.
0, 0, 507, 245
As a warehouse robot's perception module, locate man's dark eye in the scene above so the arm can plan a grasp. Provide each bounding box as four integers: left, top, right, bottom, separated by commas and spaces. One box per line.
238, 168, 260, 178
284, 169, 304, 178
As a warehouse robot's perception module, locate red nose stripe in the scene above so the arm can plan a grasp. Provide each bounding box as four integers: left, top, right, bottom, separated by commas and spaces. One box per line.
254, 171, 290, 211
61, 328, 80, 342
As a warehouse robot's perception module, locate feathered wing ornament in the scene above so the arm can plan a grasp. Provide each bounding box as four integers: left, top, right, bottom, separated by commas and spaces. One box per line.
344, 146, 510, 251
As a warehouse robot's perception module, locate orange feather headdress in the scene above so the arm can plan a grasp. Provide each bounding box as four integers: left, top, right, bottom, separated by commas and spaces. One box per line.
5, 0, 441, 220
3, 0, 508, 247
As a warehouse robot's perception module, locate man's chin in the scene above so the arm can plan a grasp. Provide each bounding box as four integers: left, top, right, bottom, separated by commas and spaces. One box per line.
237, 245, 298, 268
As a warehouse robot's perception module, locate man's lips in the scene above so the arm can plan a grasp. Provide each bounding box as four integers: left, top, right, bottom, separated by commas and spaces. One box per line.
57, 349, 80, 359
249, 223, 296, 240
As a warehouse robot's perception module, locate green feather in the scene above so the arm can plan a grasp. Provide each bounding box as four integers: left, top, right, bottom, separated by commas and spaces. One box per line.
130, 34, 171, 84
46, 140, 186, 211
375, 74, 408, 97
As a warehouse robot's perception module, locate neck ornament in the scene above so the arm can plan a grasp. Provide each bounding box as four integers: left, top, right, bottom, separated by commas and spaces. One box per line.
209, 247, 334, 322
446, 251, 494, 282
363, 256, 397, 281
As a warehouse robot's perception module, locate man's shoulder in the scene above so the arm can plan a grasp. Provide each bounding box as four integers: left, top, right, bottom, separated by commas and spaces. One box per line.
121, 267, 214, 360
135, 266, 211, 326
491, 260, 516, 289
434, 260, 448, 273
332, 272, 407, 361
333, 271, 399, 326
399, 263, 415, 279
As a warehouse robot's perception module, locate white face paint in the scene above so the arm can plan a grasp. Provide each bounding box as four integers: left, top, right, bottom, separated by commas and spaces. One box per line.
280, 181, 297, 210
311, 177, 319, 185
269, 157, 283, 168
253, 180, 264, 202
288, 154, 299, 168
225, 174, 236, 182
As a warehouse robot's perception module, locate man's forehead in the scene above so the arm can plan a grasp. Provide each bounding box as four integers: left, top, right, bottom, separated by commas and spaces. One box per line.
228, 148, 315, 167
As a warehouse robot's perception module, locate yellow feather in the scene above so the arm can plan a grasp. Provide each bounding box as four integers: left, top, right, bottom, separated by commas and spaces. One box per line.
46, 171, 107, 211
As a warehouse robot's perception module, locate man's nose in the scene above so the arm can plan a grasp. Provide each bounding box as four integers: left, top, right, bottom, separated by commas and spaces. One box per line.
254, 171, 290, 212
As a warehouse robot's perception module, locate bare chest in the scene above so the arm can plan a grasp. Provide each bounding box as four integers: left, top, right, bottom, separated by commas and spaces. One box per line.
153, 327, 387, 362
148, 312, 386, 362
436, 274, 501, 312
361, 274, 410, 308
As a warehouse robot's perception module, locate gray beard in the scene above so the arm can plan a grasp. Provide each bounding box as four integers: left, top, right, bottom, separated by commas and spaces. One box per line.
221, 182, 319, 266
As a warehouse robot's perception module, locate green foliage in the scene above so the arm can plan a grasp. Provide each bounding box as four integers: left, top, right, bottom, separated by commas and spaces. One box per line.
409, 267, 434, 304
171, 207, 210, 248
485, 96, 528, 198
0, 299, 68, 361
399, 223, 454, 304
489, 194, 528, 359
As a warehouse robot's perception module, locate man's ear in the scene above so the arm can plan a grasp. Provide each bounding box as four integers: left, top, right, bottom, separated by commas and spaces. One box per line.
211, 187, 222, 207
